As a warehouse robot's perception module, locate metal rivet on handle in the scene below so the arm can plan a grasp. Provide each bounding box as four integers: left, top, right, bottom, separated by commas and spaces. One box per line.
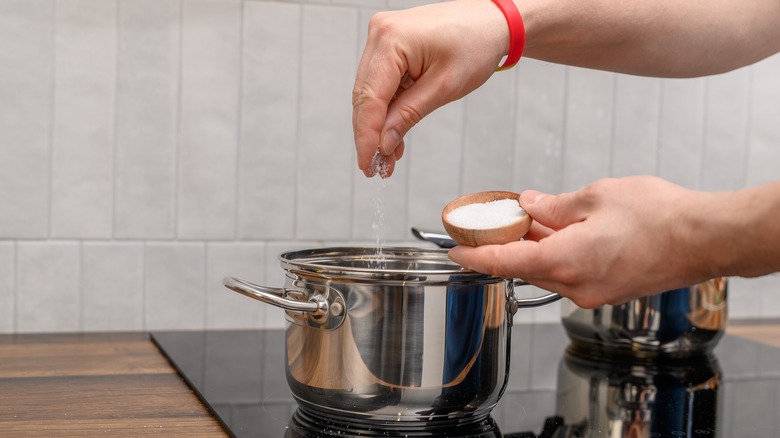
330, 302, 344, 317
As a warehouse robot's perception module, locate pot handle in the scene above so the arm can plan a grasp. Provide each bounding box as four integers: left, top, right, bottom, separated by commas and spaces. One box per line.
223, 277, 345, 328
411, 227, 562, 310
510, 279, 562, 310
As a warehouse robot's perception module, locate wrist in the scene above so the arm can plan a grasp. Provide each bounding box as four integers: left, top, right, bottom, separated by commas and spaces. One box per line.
679, 184, 780, 280
677, 191, 734, 280
715, 182, 780, 278
490, 0, 526, 70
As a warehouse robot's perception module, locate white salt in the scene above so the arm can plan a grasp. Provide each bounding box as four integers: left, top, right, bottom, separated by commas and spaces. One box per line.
370, 152, 389, 268
447, 199, 526, 229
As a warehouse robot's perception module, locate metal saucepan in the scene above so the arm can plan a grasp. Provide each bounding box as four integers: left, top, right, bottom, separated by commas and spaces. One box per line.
561, 278, 727, 359
412, 227, 728, 359
223, 246, 561, 425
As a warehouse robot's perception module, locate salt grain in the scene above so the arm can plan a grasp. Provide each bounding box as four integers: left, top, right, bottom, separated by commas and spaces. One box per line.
447, 199, 526, 229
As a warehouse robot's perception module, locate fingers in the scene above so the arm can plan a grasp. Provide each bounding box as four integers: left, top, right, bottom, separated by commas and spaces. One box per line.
520, 190, 590, 231
448, 239, 595, 306
448, 240, 550, 281
352, 18, 406, 175
377, 71, 448, 156
523, 219, 554, 242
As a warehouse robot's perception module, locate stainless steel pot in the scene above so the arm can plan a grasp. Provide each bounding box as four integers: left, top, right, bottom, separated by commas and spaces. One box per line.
223, 246, 560, 424
561, 278, 728, 358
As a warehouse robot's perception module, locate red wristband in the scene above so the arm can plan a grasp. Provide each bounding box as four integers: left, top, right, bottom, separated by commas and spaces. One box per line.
491, 0, 526, 71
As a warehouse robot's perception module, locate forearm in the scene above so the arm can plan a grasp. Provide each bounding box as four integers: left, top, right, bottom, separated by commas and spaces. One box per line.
687, 181, 780, 280
517, 0, 780, 77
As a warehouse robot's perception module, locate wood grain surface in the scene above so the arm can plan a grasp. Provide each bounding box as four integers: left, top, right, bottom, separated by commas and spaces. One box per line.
0, 332, 226, 436
728, 321, 780, 349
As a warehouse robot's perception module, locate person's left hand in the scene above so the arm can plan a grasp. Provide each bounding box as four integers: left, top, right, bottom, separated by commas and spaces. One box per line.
448, 176, 722, 308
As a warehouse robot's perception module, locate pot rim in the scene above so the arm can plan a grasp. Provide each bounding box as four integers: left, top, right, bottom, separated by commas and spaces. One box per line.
278, 246, 490, 279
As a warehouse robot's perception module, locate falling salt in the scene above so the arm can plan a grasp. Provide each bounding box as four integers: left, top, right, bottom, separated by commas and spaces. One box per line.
370, 153, 389, 268
447, 199, 526, 229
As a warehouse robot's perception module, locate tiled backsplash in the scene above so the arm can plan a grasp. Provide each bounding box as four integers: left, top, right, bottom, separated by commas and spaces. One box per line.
1, 0, 779, 333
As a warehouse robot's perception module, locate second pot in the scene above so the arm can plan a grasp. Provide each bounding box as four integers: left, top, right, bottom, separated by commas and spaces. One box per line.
561, 277, 728, 358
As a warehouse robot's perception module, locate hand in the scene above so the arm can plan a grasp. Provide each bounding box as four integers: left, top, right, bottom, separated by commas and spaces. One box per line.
352, 0, 509, 177
448, 176, 724, 308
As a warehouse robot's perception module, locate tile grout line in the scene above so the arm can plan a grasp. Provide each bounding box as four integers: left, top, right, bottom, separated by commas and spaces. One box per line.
698, 77, 709, 191
233, 0, 246, 242
654, 79, 664, 178
557, 66, 569, 194
13, 241, 18, 333
608, 73, 617, 177
78, 241, 84, 331
292, 4, 304, 240
741, 66, 754, 190
47, 0, 58, 240
203, 241, 209, 329
141, 240, 147, 331
111, 0, 121, 240
173, 0, 184, 240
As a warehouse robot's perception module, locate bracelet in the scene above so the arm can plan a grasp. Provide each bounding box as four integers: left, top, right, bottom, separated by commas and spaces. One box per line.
491, 0, 526, 71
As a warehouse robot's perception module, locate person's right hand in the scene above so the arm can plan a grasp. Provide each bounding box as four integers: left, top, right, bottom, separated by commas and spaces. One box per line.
352, 0, 510, 177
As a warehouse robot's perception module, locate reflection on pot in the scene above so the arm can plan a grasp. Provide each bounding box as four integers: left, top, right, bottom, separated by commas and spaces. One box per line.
554, 348, 722, 437
284, 278, 511, 422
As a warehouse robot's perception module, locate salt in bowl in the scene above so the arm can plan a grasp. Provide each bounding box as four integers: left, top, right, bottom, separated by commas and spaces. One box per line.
442, 191, 532, 246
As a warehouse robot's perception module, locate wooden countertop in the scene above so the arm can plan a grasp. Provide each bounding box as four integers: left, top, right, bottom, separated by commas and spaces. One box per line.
0, 332, 226, 436
1, 323, 778, 435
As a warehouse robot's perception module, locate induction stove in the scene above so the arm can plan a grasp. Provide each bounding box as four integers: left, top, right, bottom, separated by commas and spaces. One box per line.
151, 323, 780, 437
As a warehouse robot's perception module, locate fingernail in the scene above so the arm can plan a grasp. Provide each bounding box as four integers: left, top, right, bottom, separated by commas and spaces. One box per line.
521, 191, 547, 204
381, 129, 401, 154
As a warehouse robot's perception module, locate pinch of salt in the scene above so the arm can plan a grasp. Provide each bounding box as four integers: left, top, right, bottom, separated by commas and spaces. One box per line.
370, 152, 390, 178
447, 199, 526, 230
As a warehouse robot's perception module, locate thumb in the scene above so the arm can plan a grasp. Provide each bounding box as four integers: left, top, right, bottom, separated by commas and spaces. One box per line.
520, 190, 588, 231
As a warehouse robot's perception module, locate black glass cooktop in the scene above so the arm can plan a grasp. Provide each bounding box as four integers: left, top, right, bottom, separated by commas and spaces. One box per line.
151, 324, 780, 437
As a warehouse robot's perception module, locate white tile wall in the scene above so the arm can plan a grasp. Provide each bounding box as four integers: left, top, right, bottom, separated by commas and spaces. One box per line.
295, 5, 358, 240
81, 241, 144, 330
0, 243, 14, 332
407, 101, 465, 231
115, 0, 180, 239
747, 54, 780, 186
461, 68, 516, 193
177, 0, 241, 239
50, 0, 116, 238
611, 75, 660, 177
513, 60, 566, 195
0, 0, 52, 239
17, 242, 80, 332
657, 78, 706, 188
0, 0, 779, 333
702, 69, 750, 191
205, 241, 266, 328
144, 242, 206, 329
238, 1, 300, 240
562, 68, 614, 192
